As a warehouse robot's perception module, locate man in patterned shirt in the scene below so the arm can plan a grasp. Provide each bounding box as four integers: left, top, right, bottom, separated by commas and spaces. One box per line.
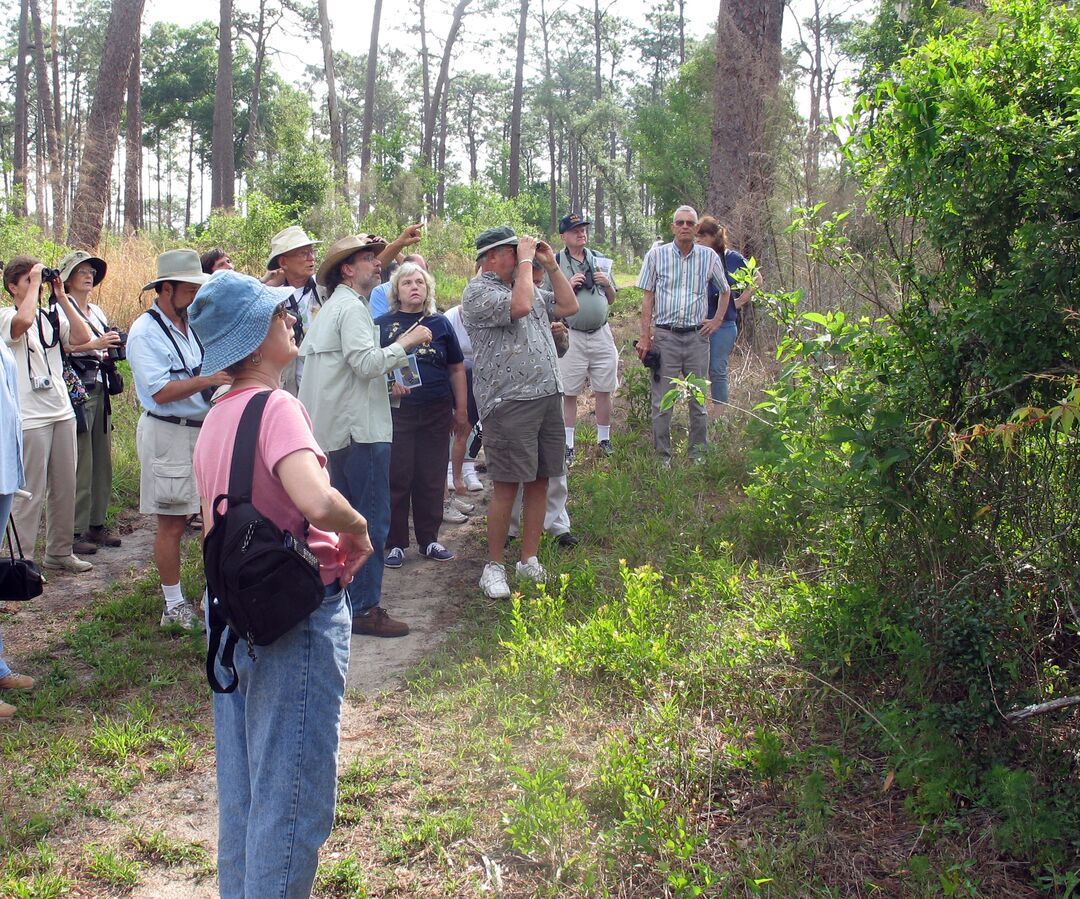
461, 227, 578, 599
636, 205, 730, 464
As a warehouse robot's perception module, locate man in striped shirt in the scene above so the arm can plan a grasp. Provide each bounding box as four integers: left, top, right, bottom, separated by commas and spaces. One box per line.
636, 206, 731, 463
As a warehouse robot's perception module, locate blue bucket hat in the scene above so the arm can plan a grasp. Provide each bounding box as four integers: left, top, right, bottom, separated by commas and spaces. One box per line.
189, 271, 293, 376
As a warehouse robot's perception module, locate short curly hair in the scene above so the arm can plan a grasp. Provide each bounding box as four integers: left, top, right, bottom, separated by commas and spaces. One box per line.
388, 262, 436, 315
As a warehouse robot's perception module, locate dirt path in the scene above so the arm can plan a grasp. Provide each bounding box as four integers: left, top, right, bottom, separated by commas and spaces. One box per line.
2, 485, 490, 896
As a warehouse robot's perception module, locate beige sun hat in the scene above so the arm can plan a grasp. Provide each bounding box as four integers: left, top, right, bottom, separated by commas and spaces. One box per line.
316, 234, 388, 287
266, 225, 321, 271
58, 250, 107, 286
140, 249, 210, 292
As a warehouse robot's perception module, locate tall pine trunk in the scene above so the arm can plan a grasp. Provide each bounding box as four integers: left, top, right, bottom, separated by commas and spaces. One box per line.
318, 0, 347, 201
68, 0, 145, 248
13, 0, 30, 217
211, 0, 235, 211
123, 31, 141, 233
507, 0, 527, 197
358, 0, 382, 217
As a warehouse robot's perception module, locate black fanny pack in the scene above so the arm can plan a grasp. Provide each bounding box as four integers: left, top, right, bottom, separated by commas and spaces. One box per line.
203, 390, 325, 693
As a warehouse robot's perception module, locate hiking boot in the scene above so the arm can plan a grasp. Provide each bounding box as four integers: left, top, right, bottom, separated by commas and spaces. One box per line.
555, 532, 580, 549
88, 526, 121, 547
160, 603, 200, 630
515, 556, 546, 582
479, 562, 511, 599
0, 673, 35, 690
0, 701, 15, 719
443, 501, 469, 524
72, 536, 99, 555
420, 542, 455, 562
42, 554, 93, 573
351, 606, 409, 637
598, 439, 614, 457
385, 547, 405, 568
565, 446, 575, 467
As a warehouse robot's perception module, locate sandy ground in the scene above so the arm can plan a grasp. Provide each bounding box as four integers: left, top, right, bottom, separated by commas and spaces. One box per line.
1, 483, 491, 897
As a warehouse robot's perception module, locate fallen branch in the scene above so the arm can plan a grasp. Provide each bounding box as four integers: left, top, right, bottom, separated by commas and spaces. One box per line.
1005, 694, 1080, 722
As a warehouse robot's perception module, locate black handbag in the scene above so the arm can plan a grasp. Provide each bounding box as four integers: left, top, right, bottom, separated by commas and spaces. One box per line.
101, 359, 124, 396
203, 390, 325, 693
1, 519, 45, 602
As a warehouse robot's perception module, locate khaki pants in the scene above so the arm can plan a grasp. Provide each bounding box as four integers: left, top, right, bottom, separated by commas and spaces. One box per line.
75, 385, 113, 533
13, 418, 77, 558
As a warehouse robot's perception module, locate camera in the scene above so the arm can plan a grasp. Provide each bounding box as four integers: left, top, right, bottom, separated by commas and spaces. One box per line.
40, 267, 61, 282
633, 340, 662, 383
105, 326, 128, 362
30, 375, 53, 391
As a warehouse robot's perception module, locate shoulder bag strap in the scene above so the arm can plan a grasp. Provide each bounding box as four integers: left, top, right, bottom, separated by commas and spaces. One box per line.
205, 605, 240, 694
227, 390, 272, 502
146, 307, 203, 372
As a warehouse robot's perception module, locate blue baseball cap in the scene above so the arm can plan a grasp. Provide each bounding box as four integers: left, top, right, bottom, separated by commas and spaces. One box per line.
558, 212, 592, 234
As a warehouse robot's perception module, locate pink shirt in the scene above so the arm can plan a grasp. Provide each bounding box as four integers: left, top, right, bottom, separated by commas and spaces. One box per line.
193, 387, 343, 586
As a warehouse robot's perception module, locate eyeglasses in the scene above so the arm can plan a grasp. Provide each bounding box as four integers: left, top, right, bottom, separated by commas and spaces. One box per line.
272, 303, 288, 320
674, 219, 697, 226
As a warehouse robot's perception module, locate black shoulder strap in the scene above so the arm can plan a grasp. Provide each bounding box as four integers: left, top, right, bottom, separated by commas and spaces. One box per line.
206, 608, 240, 694
228, 390, 273, 501
146, 307, 204, 368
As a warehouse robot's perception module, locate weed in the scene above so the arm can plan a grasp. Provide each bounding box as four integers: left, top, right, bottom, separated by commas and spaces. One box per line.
83, 844, 141, 888
129, 829, 213, 872
315, 856, 370, 898
381, 809, 473, 862
504, 760, 588, 873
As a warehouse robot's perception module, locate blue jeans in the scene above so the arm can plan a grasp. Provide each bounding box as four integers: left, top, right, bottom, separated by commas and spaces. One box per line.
211, 587, 351, 899
0, 492, 13, 681
328, 441, 390, 614
708, 321, 738, 404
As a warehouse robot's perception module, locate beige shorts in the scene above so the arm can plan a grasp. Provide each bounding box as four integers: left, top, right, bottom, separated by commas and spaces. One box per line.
559, 323, 620, 396
137, 413, 202, 516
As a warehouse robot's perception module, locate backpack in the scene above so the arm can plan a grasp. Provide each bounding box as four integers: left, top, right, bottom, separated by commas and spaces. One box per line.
203, 390, 325, 694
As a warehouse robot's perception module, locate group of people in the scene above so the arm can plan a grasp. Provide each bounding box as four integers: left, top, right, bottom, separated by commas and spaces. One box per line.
0, 203, 756, 895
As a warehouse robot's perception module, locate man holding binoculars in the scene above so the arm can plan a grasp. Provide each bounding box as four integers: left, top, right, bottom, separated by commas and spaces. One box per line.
549, 212, 618, 465
127, 249, 232, 630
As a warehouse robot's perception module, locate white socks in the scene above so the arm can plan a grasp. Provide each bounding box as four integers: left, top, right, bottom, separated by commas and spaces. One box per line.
162, 582, 186, 611
597, 425, 611, 442
564, 428, 575, 448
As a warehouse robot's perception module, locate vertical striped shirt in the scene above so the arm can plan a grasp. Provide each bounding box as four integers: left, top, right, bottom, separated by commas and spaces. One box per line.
637, 242, 728, 328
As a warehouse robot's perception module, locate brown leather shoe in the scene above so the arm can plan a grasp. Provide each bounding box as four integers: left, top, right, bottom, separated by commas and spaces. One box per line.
351, 606, 410, 638
0, 701, 15, 719
0, 673, 35, 690
72, 536, 99, 555
88, 526, 122, 547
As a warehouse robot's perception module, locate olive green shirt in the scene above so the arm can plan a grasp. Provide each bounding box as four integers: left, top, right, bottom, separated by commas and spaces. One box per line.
297, 284, 407, 451
545, 247, 613, 332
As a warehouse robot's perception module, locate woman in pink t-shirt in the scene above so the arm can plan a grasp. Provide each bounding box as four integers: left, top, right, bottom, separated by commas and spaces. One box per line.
189, 270, 372, 899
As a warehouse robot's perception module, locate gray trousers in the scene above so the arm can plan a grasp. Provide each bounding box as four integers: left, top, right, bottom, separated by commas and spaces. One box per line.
75, 385, 113, 533
508, 475, 570, 538
650, 327, 710, 459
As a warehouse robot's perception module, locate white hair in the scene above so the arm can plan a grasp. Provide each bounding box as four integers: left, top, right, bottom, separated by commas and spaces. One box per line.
673, 205, 698, 223
389, 262, 437, 315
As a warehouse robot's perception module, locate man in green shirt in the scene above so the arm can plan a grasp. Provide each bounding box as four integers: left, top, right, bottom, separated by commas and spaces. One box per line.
551, 213, 618, 463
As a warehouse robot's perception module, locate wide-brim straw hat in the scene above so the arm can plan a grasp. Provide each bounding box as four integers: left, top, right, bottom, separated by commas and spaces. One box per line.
140, 249, 210, 293
58, 250, 107, 286
266, 225, 321, 271
316, 234, 388, 287
189, 271, 294, 376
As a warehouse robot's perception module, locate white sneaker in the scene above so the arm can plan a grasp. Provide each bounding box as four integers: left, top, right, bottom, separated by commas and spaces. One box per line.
450, 495, 475, 514
479, 562, 511, 599
515, 556, 546, 582
160, 603, 200, 630
42, 553, 93, 573
464, 471, 484, 492
443, 501, 469, 524
446, 462, 455, 492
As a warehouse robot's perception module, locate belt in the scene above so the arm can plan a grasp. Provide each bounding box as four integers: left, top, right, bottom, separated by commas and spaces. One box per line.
570, 324, 606, 334
147, 412, 204, 428
655, 323, 698, 334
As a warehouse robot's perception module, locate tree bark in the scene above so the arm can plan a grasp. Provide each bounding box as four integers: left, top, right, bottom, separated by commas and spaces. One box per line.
707, 0, 783, 256
436, 83, 449, 215
507, 0, 528, 197
318, 0, 347, 201
242, 0, 268, 176
211, 0, 235, 211
358, 0, 383, 216
421, 0, 470, 175
123, 30, 141, 233
592, 0, 604, 241
417, 0, 430, 159
538, 0, 557, 233
13, 0, 30, 217
29, 0, 62, 234
68, 0, 145, 248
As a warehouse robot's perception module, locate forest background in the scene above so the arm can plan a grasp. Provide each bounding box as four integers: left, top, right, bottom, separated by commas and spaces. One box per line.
0, 0, 1078, 895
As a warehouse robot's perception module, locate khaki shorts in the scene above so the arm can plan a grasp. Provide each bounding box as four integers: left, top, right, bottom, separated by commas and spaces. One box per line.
482, 394, 565, 483
137, 413, 201, 516
559, 323, 620, 395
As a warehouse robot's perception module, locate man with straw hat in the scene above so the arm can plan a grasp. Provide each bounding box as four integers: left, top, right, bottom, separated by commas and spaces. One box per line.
127, 249, 232, 630
299, 235, 431, 638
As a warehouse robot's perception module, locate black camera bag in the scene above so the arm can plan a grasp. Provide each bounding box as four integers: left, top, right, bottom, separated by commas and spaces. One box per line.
203, 390, 324, 694
0, 519, 44, 602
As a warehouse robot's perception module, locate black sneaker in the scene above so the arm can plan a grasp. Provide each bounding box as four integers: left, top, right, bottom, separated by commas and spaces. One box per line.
555, 532, 580, 549
597, 439, 614, 456
565, 446, 575, 466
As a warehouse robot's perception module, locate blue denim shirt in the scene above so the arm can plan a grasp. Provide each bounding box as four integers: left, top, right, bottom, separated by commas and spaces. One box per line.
0, 342, 25, 494
126, 301, 211, 419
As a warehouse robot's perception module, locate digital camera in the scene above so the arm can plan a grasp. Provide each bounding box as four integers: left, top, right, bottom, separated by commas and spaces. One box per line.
30, 375, 53, 391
